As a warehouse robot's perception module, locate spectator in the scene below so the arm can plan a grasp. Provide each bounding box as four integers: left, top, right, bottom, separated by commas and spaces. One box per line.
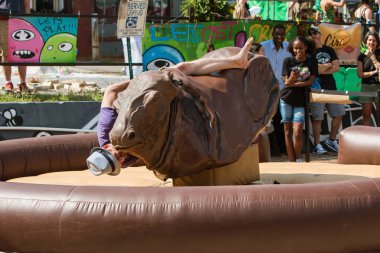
356, 31, 380, 126
260, 24, 292, 156
376, 0, 380, 32
354, 0, 372, 24
233, 0, 250, 19
0, 0, 30, 93
281, 36, 318, 162
308, 25, 345, 154
354, 0, 375, 35
320, 0, 346, 23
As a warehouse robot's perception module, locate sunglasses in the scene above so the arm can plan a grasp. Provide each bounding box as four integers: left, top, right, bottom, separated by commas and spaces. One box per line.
309, 31, 319, 36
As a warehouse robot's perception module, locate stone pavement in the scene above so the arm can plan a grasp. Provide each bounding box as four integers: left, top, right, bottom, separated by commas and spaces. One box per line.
271, 152, 338, 163
0, 66, 129, 91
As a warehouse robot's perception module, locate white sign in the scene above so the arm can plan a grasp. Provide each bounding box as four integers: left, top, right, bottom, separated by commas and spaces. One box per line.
117, 0, 149, 38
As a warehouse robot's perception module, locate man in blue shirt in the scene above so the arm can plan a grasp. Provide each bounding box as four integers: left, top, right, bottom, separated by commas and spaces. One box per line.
261, 24, 291, 89
0, 0, 29, 93
260, 24, 292, 156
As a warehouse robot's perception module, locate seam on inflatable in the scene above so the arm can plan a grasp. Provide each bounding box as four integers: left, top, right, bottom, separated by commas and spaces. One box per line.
58, 186, 78, 250
0, 158, 4, 180
0, 188, 379, 205
370, 179, 380, 194
22, 151, 28, 177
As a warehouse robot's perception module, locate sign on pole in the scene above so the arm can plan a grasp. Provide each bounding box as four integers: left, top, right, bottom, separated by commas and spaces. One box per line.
117, 0, 149, 38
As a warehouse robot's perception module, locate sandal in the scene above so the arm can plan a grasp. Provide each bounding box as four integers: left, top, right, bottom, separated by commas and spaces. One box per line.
4, 82, 14, 94
17, 82, 30, 93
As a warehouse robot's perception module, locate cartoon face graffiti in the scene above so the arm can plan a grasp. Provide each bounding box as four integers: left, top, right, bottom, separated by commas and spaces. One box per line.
8, 18, 44, 63
143, 45, 184, 71
40, 33, 77, 63
1, 108, 23, 127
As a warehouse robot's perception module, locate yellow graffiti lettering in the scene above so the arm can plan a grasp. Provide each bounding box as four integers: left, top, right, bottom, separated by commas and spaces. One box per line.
249, 24, 272, 41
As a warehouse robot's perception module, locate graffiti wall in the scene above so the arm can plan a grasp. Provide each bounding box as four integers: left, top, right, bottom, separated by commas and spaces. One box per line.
8, 16, 78, 63
142, 20, 297, 71
0, 102, 99, 141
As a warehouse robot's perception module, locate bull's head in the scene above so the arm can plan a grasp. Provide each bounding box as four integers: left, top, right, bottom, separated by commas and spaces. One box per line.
110, 70, 180, 169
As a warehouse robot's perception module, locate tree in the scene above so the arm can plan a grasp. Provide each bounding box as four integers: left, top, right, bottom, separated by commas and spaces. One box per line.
180, 0, 231, 22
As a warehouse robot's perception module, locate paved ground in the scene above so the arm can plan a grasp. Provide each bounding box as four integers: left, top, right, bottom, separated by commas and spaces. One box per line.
0, 66, 129, 89
271, 152, 338, 163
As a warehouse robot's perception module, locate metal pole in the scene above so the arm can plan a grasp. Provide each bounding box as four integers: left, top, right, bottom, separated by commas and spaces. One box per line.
305, 88, 311, 162
377, 90, 380, 127
127, 37, 134, 80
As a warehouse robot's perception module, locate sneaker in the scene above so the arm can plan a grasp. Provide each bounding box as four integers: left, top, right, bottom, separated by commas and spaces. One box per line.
4, 82, 14, 93
324, 138, 339, 152
17, 82, 30, 93
313, 143, 327, 155
295, 158, 304, 163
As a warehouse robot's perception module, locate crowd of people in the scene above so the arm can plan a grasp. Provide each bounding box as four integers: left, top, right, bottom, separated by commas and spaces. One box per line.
259, 24, 380, 162
235, 0, 380, 26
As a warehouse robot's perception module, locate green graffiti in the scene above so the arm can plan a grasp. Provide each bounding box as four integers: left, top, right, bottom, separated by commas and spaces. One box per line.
40, 33, 77, 63
143, 21, 297, 62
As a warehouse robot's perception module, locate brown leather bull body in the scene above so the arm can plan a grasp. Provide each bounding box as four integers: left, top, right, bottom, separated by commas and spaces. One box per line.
110, 48, 279, 179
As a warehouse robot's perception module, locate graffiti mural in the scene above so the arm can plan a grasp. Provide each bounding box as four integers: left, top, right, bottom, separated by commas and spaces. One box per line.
142, 20, 297, 71
8, 17, 78, 63
0, 108, 23, 127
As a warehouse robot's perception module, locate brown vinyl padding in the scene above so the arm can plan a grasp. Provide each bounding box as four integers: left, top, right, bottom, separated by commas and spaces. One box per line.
338, 126, 380, 165
1, 179, 380, 253
1, 132, 380, 252
0, 133, 98, 181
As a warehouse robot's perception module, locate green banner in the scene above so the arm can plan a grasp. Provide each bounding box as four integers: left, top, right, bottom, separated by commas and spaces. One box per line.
247, 0, 288, 21
143, 21, 297, 71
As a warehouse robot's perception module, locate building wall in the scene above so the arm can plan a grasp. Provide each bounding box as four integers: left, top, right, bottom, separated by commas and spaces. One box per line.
73, 0, 96, 60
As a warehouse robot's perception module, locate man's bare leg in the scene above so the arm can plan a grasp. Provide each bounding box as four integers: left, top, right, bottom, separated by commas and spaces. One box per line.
175, 37, 254, 76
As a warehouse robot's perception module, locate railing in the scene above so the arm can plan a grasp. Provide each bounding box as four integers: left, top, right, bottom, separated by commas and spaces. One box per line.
304, 88, 380, 162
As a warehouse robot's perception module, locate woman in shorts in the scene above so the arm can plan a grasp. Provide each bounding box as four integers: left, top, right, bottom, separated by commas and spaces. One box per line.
357, 31, 380, 126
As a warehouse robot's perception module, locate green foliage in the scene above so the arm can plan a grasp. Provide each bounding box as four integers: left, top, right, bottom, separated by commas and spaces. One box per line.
180, 0, 231, 22
0, 90, 103, 102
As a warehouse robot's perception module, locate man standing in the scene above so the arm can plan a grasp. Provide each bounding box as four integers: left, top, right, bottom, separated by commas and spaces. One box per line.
261, 24, 292, 156
0, 0, 30, 93
308, 25, 346, 154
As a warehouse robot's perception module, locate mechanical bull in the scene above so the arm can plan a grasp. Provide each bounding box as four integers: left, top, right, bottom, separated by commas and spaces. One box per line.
110, 47, 279, 180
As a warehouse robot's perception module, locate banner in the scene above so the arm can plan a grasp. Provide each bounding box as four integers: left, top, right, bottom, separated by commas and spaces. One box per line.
117, 0, 149, 38
8, 16, 78, 63
247, 0, 288, 21
142, 21, 297, 71
318, 23, 362, 65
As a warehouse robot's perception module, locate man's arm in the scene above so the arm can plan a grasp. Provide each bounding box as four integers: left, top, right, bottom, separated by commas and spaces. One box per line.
319, 59, 339, 75
328, 0, 345, 7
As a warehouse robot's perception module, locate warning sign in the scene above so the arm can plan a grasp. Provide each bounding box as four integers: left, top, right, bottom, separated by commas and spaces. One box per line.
117, 0, 148, 38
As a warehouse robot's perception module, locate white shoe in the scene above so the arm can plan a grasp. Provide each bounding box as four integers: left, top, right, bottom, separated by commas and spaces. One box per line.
323, 139, 339, 152
295, 158, 304, 163
313, 143, 327, 155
